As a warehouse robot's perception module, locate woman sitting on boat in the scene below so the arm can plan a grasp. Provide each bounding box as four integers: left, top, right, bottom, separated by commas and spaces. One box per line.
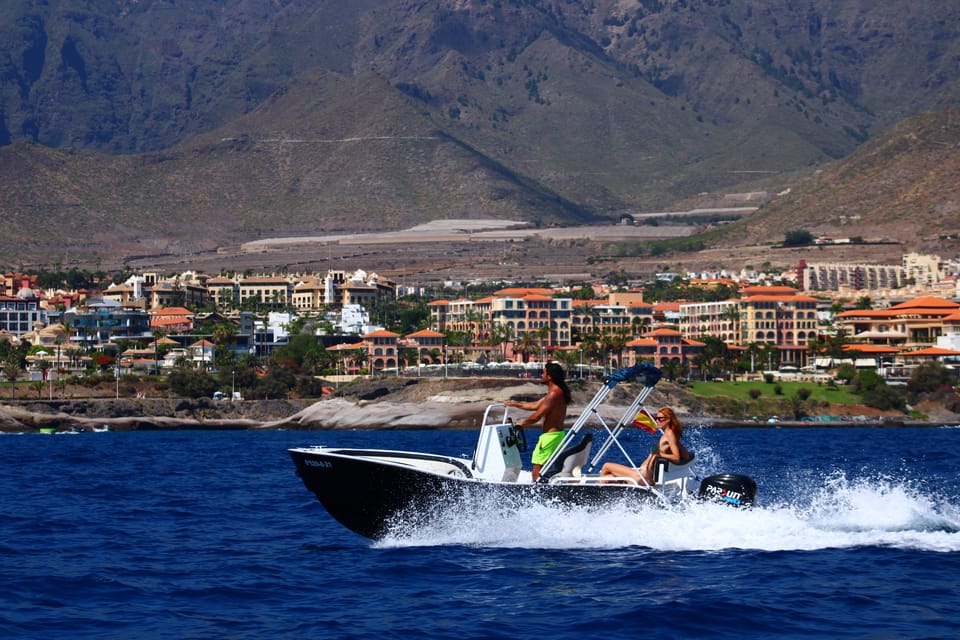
599, 407, 691, 486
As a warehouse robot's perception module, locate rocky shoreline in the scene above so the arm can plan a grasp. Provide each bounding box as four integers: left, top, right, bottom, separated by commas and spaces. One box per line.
0, 376, 946, 433
0, 377, 538, 433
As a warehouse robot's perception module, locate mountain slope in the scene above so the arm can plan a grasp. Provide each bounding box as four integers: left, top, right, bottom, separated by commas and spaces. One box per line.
715, 108, 960, 251
0, 1, 957, 268
0, 70, 599, 265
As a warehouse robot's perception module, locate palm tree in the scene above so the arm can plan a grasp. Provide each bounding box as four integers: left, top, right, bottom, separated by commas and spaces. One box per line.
720, 304, 742, 341
580, 333, 602, 371
535, 325, 551, 360
743, 342, 763, 375
630, 314, 651, 339
3, 359, 21, 399
660, 357, 683, 381
698, 335, 730, 379
601, 330, 628, 370
490, 323, 514, 362
459, 308, 476, 341
211, 322, 237, 348
516, 332, 538, 363
552, 348, 579, 373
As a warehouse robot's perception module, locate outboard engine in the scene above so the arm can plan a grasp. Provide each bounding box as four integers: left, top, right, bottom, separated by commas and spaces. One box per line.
698, 474, 757, 507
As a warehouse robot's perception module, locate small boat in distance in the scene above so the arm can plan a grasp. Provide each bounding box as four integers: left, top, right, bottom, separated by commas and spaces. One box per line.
290, 363, 757, 540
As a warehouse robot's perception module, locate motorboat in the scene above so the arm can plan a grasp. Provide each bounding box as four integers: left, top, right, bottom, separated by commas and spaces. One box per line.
289, 363, 757, 540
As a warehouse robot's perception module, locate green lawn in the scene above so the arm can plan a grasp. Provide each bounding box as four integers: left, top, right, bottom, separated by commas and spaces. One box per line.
689, 379, 861, 405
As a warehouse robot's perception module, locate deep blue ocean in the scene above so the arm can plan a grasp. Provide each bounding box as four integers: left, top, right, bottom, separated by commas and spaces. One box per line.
2, 424, 960, 639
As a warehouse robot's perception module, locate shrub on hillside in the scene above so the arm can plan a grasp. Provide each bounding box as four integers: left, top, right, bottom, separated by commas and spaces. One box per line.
167, 369, 218, 398
906, 361, 956, 396
834, 363, 857, 383
861, 384, 906, 411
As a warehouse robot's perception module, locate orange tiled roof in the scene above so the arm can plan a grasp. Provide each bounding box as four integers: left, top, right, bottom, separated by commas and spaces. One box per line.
653, 302, 681, 311
888, 296, 960, 310
739, 285, 799, 296
363, 329, 400, 338
838, 306, 958, 319
239, 276, 290, 284
842, 344, 901, 353
647, 328, 682, 336
626, 338, 657, 346
743, 294, 820, 302
151, 317, 191, 327
836, 308, 896, 318
494, 287, 555, 297
573, 299, 606, 308
900, 347, 960, 357
406, 329, 445, 338
153, 307, 194, 317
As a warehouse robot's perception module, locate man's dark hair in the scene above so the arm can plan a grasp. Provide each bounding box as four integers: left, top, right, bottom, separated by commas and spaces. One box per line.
545, 362, 572, 404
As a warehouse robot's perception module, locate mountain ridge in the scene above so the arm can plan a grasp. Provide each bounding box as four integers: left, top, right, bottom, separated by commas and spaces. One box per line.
0, 1, 957, 269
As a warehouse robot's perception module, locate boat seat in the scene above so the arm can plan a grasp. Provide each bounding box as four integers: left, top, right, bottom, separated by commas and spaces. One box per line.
539, 433, 593, 483
653, 452, 696, 485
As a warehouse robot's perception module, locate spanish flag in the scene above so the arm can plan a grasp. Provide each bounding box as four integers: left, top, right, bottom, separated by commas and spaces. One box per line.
631, 408, 658, 433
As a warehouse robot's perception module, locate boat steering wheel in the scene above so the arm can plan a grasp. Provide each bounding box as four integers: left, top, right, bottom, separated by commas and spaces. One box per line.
508, 424, 527, 452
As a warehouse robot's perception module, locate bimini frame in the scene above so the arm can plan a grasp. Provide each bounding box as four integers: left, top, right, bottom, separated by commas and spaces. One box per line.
536, 362, 663, 482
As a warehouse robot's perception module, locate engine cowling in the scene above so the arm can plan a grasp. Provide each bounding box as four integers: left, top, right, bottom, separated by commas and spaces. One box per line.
698, 473, 757, 507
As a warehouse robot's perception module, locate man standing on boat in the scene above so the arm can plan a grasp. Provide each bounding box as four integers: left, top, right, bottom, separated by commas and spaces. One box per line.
504, 362, 572, 481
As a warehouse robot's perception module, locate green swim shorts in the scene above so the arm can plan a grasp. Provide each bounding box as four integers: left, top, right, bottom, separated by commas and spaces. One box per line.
532, 430, 567, 465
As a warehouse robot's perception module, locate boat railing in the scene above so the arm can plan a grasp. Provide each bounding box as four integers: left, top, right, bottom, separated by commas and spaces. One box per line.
480, 402, 511, 429
548, 457, 696, 505
547, 475, 644, 487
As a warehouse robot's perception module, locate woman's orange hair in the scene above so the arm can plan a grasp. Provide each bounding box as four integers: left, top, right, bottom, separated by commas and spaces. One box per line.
659, 407, 682, 439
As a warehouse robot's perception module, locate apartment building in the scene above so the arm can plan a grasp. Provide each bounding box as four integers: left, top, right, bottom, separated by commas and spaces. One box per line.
0, 291, 45, 336
675, 286, 819, 368
836, 296, 960, 349
738, 292, 819, 347
624, 328, 705, 370
63, 299, 152, 347
902, 253, 943, 287
431, 288, 573, 357
678, 299, 741, 344
572, 298, 654, 339
363, 329, 400, 371
238, 276, 293, 308
206, 276, 239, 308
799, 260, 906, 292
291, 276, 326, 311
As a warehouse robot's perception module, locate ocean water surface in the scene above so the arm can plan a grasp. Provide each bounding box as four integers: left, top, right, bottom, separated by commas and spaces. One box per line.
2, 425, 959, 639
